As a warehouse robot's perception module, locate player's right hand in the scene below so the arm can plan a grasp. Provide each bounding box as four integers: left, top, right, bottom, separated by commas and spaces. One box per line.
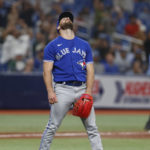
48, 92, 58, 104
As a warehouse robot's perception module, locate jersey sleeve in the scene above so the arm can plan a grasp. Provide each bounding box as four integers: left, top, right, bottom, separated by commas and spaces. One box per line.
85, 43, 93, 64
43, 43, 55, 62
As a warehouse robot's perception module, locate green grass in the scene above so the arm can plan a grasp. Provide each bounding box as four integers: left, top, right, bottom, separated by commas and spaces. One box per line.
0, 114, 148, 133
0, 114, 48, 132
0, 113, 149, 150
95, 114, 148, 132
0, 139, 40, 150
0, 138, 149, 150
59, 114, 148, 132
103, 138, 150, 150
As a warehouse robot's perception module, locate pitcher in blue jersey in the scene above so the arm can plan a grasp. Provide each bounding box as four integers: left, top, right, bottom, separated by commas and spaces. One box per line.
39, 11, 103, 150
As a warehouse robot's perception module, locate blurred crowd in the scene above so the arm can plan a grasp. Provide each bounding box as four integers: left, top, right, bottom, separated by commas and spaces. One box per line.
0, 0, 150, 76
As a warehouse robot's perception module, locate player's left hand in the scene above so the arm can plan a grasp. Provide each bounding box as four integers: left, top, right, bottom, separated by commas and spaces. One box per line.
72, 93, 93, 118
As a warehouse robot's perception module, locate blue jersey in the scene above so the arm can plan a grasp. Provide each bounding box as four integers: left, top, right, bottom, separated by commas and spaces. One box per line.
43, 36, 93, 82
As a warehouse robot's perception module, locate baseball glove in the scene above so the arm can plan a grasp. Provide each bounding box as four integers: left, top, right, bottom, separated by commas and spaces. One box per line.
72, 93, 93, 118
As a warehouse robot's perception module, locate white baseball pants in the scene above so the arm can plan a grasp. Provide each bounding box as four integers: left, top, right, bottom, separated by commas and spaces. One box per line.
39, 83, 103, 150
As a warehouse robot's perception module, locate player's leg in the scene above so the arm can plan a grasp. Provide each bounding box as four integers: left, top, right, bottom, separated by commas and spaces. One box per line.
81, 107, 103, 150
74, 85, 103, 150
39, 84, 75, 150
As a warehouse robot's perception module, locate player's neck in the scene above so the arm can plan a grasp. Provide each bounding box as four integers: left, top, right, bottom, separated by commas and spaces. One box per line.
60, 29, 75, 40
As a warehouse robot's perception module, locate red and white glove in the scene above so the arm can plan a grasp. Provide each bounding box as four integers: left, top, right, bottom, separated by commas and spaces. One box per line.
72, 94, 93, 118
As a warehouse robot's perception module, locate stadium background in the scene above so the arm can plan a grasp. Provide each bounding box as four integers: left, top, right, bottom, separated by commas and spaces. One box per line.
0, 0, 150, 150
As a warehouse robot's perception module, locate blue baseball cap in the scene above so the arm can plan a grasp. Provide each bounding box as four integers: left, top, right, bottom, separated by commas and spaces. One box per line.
58, 11, 74, 23
56, 11, 74, 32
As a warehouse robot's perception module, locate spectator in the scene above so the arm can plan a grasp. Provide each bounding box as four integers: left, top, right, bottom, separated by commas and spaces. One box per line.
112, 6, 128, 34
124, 14, 140, 36
131, 47, 147, 73
0, 0, 11, 28
126, 60, 143, 75
113, 0, 134, 12
32, 43, 44, 72
135, 19, 147, 40
7, 52, 26, 72
103, 52, 119, 74
38, 0, 52, 14
24, 43, 44, 73
92, 23, 106, 38
75, 5, 94, 40
91, 40, 104, 74
24, 58, 34, 73
137, 5, 150, 29
19, 1, 35, 27
114, 45, 131, 74
73, 0, 93, 17
33, 32, 45, 56
49, 1, 62, 17
97, 33, 110, 62
93, 0, 105, 25
0, 26, 30, 66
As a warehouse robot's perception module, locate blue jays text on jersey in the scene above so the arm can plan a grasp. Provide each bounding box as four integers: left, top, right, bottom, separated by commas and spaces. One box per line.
43, 36, 93, 82
56, 47, 86, 60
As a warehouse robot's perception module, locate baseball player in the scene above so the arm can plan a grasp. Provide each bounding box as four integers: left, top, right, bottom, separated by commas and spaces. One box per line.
39, 11, 103, 150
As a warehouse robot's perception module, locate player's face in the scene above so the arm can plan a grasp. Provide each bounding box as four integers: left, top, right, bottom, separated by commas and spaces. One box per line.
59, 17, 73, 30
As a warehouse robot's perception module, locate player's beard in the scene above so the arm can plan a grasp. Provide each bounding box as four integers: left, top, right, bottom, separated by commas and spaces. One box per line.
60, 22, 73, 30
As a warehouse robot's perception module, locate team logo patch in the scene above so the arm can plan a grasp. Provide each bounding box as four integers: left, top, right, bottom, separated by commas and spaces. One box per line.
77, 60, 86, 70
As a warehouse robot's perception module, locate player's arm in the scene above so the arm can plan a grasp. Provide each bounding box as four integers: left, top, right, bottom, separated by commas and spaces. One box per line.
43, 61, 57, 104
85, 63, 94, 95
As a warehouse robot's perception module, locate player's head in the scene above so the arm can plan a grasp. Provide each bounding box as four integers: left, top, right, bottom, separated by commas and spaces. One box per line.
57, 11, 74, 33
